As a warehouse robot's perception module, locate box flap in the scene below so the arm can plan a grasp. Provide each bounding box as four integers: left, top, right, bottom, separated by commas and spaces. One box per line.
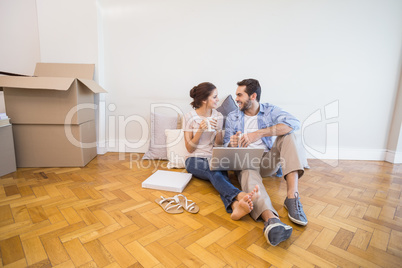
78, 79, 107, 93
34, 63, 95, 79
0, 76, 75, 91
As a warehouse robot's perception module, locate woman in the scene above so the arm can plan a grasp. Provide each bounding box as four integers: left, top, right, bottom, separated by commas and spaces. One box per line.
184, 82, 259, 220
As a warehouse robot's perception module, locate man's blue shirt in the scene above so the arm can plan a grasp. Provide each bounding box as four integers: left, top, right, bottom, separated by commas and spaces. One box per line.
223, 103, 300, 150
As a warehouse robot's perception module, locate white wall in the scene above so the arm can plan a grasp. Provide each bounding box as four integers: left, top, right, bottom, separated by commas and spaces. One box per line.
1, 0, 402, 161
386, 67, 402, 163
99, 0, 402, 159
0, 0, 41, 113
35, 0, 99, 77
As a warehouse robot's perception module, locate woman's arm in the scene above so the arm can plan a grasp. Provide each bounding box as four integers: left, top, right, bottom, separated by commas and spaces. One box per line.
214, 130, 223, 146
184, 118, 208, 153
185, 130, 201, 153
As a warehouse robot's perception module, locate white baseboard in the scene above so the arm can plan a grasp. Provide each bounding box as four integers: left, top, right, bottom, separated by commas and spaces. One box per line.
397, 152, 402, 163
339, 148, 386, 161
385, 150, 402, 164
305, 147, 386, 161
97, 141, 108, 155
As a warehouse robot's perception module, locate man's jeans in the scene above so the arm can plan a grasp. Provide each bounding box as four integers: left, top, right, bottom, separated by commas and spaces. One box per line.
185, 157, 241, 213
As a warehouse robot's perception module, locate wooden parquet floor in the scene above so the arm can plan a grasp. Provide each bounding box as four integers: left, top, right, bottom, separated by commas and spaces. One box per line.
0, 152, 401, 267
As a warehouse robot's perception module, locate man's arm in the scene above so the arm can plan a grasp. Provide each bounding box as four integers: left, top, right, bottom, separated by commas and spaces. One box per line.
238, 104, 299, 147
271, 105, 300, 133
239, 123, 292, 147
256, 123, 293, 137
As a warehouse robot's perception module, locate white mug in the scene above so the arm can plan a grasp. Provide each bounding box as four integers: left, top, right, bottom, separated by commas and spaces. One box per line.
206, 117, 216, 131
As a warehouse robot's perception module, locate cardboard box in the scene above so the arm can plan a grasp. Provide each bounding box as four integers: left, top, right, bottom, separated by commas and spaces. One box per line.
0, 63, 106, 167
0, 125, 17, 177
12, 121, 97, 167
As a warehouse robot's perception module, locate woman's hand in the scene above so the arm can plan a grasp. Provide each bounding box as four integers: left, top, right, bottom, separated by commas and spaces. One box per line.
198, 118, 209, 131
198, 117, 218, 131
208, 117, 218, 131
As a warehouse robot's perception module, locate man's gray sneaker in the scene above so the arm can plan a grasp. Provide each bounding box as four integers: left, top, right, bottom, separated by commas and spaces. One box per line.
284, 192, 308, 226
263, 218, 293, 246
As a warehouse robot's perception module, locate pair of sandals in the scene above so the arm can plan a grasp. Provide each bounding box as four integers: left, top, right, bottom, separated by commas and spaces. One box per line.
155, 194, 199, 214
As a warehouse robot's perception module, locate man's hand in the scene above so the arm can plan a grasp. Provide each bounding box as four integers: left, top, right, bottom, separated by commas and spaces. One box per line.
229, 131, 242, 147
239, 132, 261, 147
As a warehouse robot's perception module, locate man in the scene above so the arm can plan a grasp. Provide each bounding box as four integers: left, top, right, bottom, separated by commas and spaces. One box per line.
223, 78, 308, 246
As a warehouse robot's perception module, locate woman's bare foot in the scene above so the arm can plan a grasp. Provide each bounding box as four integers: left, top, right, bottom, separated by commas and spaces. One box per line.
231, 194, 253, 220
249, 185, 260, 202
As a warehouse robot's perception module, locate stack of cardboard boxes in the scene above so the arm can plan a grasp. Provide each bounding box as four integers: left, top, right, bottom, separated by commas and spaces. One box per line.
0, 63, 106, 168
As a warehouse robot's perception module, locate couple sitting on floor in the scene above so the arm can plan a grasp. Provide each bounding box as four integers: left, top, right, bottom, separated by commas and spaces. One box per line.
184, 79, 308, 246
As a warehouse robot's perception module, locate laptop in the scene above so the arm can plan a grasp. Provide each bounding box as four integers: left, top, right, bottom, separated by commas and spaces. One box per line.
209, 147, 265, 171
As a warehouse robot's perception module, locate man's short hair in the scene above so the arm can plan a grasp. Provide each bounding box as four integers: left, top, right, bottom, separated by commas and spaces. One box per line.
237, 79, 261, 102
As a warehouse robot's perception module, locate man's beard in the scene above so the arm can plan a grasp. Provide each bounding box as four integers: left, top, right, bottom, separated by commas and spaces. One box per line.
239, 98, 252, 112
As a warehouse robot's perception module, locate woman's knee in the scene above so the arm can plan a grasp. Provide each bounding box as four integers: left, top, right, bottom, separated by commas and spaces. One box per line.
185, 158, 212, 181
186, 157, 207, 170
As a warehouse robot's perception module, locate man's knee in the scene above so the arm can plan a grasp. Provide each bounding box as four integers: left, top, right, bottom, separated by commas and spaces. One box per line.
277, 133, 301, 156
280, 132, 297, 144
